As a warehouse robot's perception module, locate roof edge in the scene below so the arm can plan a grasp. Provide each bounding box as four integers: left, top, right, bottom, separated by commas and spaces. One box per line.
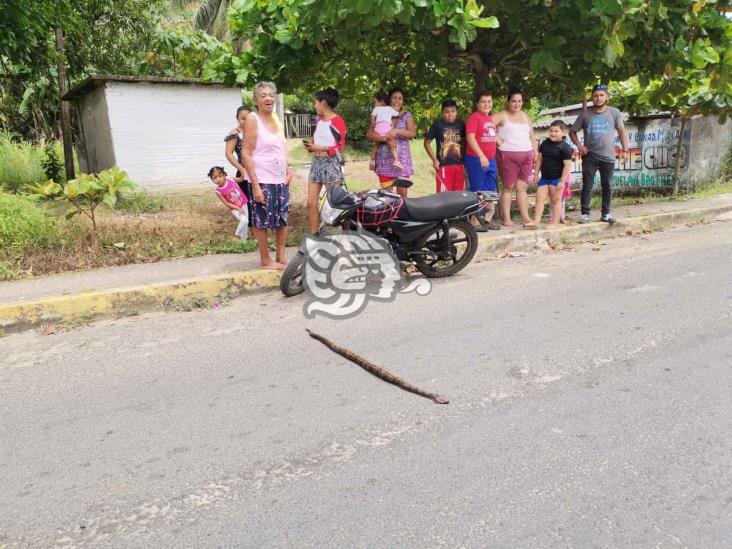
62, 75, 233, 101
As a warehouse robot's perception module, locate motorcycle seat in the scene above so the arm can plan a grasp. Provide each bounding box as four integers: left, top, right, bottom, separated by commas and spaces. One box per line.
401, 191, 478, 221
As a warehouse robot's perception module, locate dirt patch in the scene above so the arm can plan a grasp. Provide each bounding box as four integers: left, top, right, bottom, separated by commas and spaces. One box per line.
4, 188, 310, 279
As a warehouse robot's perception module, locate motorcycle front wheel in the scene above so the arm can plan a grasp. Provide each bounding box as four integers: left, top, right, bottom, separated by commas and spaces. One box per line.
280, 251, 305, 297
414, 219, 478, 278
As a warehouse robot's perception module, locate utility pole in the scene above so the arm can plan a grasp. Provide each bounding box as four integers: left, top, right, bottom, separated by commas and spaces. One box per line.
55, 10, 75, 180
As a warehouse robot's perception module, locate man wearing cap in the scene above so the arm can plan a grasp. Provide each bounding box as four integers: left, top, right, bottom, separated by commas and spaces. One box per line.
570, 84, 630, 224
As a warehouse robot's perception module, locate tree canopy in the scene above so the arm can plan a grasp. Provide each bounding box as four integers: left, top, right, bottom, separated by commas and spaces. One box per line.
1, 0, 168, 138
217, 0, 731, 108
615, 4, 732, 121
170, 0, 237, 41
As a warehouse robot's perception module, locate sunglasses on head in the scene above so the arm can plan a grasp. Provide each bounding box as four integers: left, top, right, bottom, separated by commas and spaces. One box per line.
593, 84, 608, 92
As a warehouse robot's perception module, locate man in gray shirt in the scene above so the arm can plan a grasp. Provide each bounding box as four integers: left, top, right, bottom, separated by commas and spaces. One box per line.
570, 84, 630, 223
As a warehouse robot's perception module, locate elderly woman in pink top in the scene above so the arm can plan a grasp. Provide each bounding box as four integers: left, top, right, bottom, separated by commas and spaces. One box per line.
242, 81, 293, 270
493, 88, 538, 227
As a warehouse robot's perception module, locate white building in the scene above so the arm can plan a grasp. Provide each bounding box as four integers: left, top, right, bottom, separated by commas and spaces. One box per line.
63, 75, 245, 189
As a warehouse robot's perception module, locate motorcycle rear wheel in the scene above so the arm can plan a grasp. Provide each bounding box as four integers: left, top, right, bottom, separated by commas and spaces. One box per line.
414, 219, 478, 278
280, 251, 305, 297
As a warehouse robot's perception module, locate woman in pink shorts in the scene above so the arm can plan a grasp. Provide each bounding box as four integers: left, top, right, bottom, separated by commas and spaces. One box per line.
493, 88, 538, 226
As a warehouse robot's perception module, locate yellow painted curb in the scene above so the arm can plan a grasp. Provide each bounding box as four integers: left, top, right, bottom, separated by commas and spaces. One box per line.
0, 269, 281, 333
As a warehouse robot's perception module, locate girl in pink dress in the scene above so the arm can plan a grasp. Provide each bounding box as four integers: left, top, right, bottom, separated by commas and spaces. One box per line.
210, 166, 249, 242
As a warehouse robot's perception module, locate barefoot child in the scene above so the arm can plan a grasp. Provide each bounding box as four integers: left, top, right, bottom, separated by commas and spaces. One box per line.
559, 124, 575, 223
369, 90, 401, 171
550, 127, 575, 223
209, 166, 249, 242
526, 120, 572, 230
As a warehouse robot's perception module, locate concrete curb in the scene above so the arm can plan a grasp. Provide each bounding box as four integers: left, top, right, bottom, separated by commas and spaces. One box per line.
1, 203, 730, 334
474, 204, 732, 260
0, 269, 281, 335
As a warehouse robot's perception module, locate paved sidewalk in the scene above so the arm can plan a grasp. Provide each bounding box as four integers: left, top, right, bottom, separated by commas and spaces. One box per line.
1, 193, 731, 333
0, 252, 264, 306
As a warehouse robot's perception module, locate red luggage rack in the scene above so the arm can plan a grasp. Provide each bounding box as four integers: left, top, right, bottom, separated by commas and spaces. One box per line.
355, 191, 404, 228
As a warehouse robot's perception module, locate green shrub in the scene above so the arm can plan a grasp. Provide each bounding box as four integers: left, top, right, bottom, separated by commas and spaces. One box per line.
0, 132, 47, 192
718, 140, 732, 182
26, 166, 137, 230
0, 133, 71, 192
284, 93, 313, 114
0, 260, 19, 281
42, 142, 64, 183
0, 193, 60, 254
336, 99, 371, 149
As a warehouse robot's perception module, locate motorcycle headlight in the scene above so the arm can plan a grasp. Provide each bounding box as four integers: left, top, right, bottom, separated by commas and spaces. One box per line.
320, 198, 344, 225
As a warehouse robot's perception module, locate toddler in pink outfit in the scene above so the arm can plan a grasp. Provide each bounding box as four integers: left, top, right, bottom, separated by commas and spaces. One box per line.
369, 89, 401, 171
209, 166, 249, 242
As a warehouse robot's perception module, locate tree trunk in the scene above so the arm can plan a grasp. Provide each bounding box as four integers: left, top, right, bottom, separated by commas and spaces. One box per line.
55, 21, 75, 181
672, 115, 687, 196
473, 63, 489, 96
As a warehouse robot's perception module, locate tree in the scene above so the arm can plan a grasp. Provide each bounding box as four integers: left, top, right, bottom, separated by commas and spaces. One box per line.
140, 29, 232, 78
170, 0, 238, 42
218, 0, 730, 109
27, 166, 136, 231
615, 3, 732, 194
1, 0, 164, 140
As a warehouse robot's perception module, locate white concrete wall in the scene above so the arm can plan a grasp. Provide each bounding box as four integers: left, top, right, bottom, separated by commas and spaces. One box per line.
687, 115, 732, 187
105, 82, 243, 189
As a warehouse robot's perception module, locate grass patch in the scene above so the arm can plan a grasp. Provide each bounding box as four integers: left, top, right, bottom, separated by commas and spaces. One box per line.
683, 178, 732, 198
162, 295, 213, 312
0, 259, 19, 281
0, 132, 50, 192
286, 138, 436, 197
161, 284, 235, 312
0, 193, 60, 253
3, 187, 311, 278
0, 132, 81, 193
342, 140, 436, 196
116, 191, 165, 214
583, 178, 732, 210
287, 139, 372, 167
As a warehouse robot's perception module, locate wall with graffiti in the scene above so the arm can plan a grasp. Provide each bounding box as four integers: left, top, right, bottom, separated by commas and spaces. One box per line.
536, 116, 691, 188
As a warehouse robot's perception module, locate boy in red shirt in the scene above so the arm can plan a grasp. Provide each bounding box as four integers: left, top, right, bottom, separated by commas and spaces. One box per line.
465, 90, 501, 229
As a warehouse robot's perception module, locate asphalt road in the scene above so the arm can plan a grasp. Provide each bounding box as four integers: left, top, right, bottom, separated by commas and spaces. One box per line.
1, 219, 731, 548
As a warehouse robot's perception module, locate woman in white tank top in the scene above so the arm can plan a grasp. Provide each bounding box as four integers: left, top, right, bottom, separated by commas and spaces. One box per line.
493, 89, 538, 227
